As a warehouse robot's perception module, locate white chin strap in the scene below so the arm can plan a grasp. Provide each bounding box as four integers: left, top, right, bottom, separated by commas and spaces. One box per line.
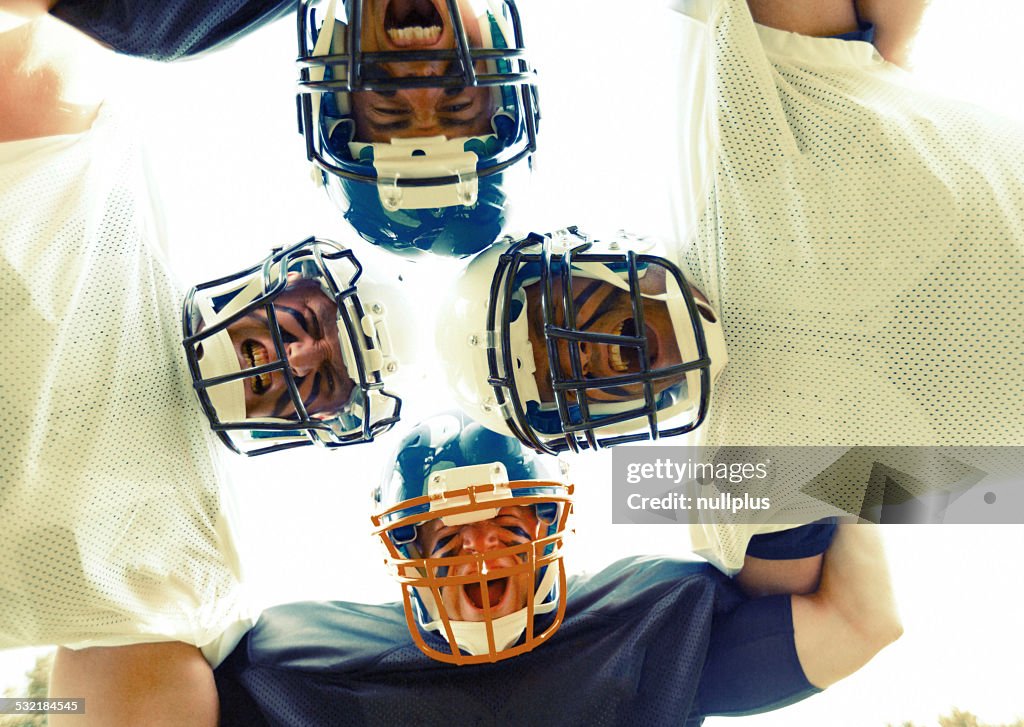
447, 608, 529, 654
351, 136, 482, 211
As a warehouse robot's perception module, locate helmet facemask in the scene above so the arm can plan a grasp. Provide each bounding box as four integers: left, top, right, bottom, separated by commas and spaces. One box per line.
296, 0, 539, 258
183, 237, 405, 455
461, 228, 727, 453
372, 460, 573, 664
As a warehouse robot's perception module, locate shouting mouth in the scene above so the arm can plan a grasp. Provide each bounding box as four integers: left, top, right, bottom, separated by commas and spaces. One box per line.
463, 576, 510, 612
242, 340, 272, 394
608, 319, 659, 373
384, 0, 444, 46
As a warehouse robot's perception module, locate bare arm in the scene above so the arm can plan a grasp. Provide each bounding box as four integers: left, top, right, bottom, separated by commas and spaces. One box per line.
745, 0, 930, 68
732, 520, 839, 597
0, 8, 105, 141
746, 0, 860, 38
0, 0, 54, 16
735, 551, 824, 597
854, 0, 930, 68
790, 524, 903, 688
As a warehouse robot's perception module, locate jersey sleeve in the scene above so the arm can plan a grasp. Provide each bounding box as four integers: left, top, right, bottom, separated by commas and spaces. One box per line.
745, 517, 837, 559
50, 0, 295, 60
696, 593, 821, 717
690, 517, 839, 576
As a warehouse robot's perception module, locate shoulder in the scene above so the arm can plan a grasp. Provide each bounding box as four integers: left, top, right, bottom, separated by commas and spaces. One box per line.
565, 555, 741, 619
235, 599, 422, 672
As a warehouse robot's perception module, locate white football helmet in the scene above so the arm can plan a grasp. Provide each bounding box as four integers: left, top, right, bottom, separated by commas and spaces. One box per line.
436, 227, 727, 453
296, 0, 540, 258
183, 237, 416, 455
371, 412, 573, 664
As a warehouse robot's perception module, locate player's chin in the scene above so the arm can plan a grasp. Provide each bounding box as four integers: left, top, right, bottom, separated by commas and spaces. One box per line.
582, 385, 646, 404
596, 374, 685, 401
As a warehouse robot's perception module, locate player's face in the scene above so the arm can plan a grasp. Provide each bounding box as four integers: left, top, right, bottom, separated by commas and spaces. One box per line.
350, 0, 495, 142
416, 505, 542, 622
224, 277, 354, 419
523, 266, 688, 404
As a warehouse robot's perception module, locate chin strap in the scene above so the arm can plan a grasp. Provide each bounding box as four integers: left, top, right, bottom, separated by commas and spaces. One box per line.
423, 556, 561, 657
192, 272, 276, 425
362, 136, 481, 211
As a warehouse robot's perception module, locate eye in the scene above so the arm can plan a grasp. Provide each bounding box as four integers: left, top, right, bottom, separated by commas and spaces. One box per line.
501, 526, 530, 540
280, 330, 298, 344
442, 101, 472, 114
306, 308, 324, 339
432, 533, 459, 556
372, 106, 409, 117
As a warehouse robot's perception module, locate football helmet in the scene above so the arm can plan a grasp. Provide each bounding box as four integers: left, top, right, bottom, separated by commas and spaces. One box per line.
436, 227, 728, 454
296, 0, 540, 258
371, 412, 573, 664
183, 237, 413, 456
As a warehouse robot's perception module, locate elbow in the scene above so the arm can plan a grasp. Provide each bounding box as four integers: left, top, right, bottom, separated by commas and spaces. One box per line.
879, 615, 904, 648
857, 608, 904, 654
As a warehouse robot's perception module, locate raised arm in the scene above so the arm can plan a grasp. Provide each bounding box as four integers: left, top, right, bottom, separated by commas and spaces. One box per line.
0, 0, 53, 16
746, 0, 930, 68
790, 523, 903, 688
853, 0, 929, 68
734, 547, 825, 597
0, 4, 105, 141
695, 522, 900, 717
732, 519, 839, 597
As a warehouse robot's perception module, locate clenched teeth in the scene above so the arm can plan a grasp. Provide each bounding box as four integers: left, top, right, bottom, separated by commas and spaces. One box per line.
387, 25, 442, 43
610, 320, 629, 372
244, 341, 272, 394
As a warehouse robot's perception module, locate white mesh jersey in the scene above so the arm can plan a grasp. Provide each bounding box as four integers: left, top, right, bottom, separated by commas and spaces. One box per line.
668, 0, 1024, 572
0, 103, 250, 662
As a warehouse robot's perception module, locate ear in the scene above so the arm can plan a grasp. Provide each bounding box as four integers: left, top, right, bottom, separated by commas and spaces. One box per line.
695, 300, 718, 324
687, 282, 718, 323
687, 281, 710, 306
577, 341, 590, 367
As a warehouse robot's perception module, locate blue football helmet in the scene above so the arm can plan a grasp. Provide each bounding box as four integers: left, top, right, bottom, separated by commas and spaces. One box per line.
296, 0, 540, 258
183, 237, 414, 455
436, 227, 728, 454
371, 412, 573, 664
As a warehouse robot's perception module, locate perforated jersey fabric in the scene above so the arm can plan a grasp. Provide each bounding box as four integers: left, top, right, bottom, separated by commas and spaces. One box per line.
50, 0, 293, 60
668, 0, 1024, 572
0, 103, 250, 662
215, 556, 819, 727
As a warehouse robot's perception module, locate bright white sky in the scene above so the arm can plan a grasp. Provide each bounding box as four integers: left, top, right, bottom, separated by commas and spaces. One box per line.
3, 1, 1023, 724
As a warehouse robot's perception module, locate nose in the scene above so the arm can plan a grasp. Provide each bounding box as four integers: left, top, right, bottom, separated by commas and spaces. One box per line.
285, 338, 324, 378
556, 340, 591, 379
398, 87, 446, 132
399, 60, 449, 78
460, 522, 501, 554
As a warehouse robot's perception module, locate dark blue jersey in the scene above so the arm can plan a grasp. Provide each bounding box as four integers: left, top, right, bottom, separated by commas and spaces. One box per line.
50, 0, 294, 60
215, 556, 820, 727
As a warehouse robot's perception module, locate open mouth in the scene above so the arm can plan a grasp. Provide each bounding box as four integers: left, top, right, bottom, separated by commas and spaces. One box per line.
609, 319, 659, 372
464, 576, 509, 611
242, 340, 272, 394
385, 0, 444, 46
